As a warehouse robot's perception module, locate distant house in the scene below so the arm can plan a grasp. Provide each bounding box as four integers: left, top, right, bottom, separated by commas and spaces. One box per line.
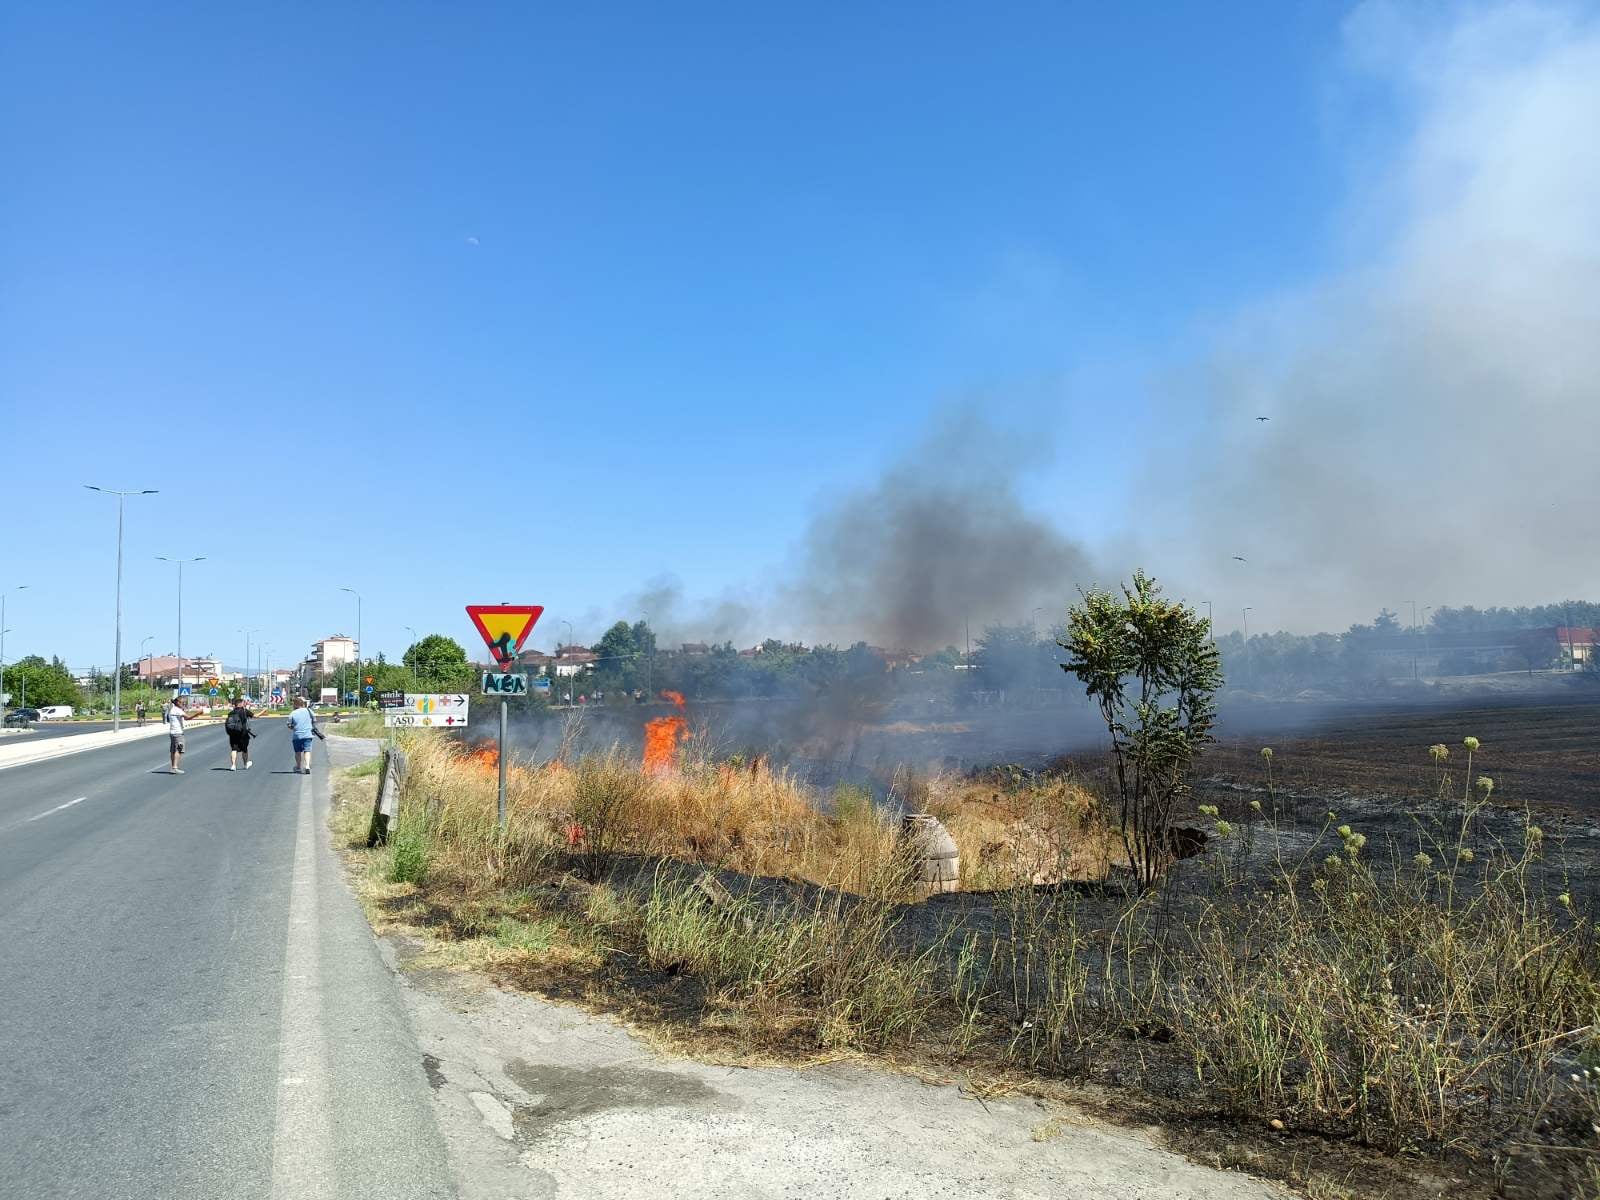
136, 654, 224, 686
551, 645, 598, 677
517, 653, 551, 675
1553, 627, 1597, 666
680, 642, 710, 656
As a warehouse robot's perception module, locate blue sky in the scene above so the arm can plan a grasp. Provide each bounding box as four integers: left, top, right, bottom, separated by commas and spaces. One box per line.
6, 1, 1592, 669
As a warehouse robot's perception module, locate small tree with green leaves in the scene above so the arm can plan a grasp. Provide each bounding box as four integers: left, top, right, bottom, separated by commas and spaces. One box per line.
1059, 571, 1222, 889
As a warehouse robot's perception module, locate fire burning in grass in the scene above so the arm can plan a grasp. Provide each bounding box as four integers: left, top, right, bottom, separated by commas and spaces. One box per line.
643, 690, 689, 774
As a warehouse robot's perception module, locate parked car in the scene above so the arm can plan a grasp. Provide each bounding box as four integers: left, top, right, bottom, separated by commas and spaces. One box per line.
36, 705, 75, 721
4, 708, 40, 726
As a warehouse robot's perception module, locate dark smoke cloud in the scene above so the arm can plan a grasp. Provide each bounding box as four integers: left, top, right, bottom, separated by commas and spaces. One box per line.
784, 411, 1095, 650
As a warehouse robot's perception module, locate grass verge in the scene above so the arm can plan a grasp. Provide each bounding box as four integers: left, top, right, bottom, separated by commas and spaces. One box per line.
328, 735, 1600, 1199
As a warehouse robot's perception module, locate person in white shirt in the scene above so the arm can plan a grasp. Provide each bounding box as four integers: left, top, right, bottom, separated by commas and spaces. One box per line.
165, 696, 194, 774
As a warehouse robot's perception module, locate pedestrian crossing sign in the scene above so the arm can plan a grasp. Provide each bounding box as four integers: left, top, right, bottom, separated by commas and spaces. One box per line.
465, 604, 544, 667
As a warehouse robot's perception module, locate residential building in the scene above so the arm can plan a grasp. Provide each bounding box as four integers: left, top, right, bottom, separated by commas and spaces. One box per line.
135, 654, 225, 686
1553, 627, 1597, 666
301, 635, 359, 679
552, 645, 598, 677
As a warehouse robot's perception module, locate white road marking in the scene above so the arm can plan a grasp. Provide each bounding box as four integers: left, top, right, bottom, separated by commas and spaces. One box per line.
270, 770, 336, 1198
25, 797, 87, 823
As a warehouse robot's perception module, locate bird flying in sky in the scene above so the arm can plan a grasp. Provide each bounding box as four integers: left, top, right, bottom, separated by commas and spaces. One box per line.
1256, 416, 1270, 422
1232, 555, 1247, 562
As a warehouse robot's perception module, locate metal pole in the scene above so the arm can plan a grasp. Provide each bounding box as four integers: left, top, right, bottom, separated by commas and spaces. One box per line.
114, 496, 124, 727
1242, 606, 1252, 687
404, 626, 418, 683
497, 697, 508, 830
87, 487, 156, 728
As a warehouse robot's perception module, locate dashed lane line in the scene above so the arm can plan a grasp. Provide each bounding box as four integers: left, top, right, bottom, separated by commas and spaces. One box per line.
26, 797, 87, 823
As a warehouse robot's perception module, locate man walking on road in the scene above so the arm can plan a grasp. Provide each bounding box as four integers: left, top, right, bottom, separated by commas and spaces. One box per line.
287, 697, 319, 774
164, 696, 194, 774
224, 695, 254, 770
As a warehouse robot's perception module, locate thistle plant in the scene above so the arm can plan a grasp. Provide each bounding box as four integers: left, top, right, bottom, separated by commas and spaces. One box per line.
1462, 737, 1480, 803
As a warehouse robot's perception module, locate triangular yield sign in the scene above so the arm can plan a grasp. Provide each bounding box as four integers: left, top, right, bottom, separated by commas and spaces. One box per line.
465, 604, 545, 667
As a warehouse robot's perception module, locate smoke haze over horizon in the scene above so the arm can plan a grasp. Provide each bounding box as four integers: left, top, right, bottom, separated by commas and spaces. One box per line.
612, 1, 1600, 651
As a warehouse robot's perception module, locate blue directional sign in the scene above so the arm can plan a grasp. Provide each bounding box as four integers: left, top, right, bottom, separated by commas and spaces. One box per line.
364, 685, 374, 694
272, 687, 283, 698
208, 687, 219, 696
178, 686, 192, 696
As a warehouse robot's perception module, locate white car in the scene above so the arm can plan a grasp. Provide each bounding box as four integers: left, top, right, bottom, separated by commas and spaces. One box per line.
36, 706, 75, 721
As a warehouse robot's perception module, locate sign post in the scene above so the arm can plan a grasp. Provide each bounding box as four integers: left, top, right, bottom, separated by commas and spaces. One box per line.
465, 604, 544, 830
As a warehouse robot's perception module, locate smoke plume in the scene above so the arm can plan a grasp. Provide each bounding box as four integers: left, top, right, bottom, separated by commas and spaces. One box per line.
785, 411, 1095, 650
1158, 1, 1600, 630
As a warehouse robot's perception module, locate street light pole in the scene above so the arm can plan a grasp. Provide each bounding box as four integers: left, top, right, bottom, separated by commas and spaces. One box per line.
157, 555, 206, 695
1242, 606, 1253, 688
341, 587, 362, 704
139, 635, 153, 702
239, 628, 260, 699
0, 585, 26, 707
403, 626, 418, 684
86, 485, 158, 731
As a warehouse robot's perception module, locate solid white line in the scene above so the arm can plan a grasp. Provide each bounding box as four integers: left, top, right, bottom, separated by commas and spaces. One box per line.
270, 769, 336, 1199
25, 796, 87, 823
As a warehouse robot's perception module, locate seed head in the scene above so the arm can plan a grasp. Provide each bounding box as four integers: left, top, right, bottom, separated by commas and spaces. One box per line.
1429, 744, 1449, 763
1463, 736, 1480, 752
1528, 825, 1544, 844
1476, 776, 1494, 797
1413, 853, 1433, 870
1260, 747, 1274, 761
1215, 820, 1234, 837
1250, 799, 1263, 812
1458, 848, 1475, 864
1337, 825, 1353, 839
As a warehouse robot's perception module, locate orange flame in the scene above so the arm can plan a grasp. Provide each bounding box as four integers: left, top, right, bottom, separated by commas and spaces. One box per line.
464, 743, 499, 775
643, 715, 687, 774
642, 690, 689, 773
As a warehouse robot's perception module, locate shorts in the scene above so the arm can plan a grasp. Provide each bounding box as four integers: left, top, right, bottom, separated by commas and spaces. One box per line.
293, 737, 314, 753
169, 735, 185, 754
228, 732, 250, 752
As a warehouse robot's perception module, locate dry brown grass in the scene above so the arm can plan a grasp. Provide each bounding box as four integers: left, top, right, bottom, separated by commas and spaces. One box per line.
330, 732, 1600, 1198
397, 735, 1112, 895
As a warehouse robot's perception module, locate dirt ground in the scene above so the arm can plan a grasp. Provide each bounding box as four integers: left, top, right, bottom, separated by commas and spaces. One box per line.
1199, 694, 1600, 816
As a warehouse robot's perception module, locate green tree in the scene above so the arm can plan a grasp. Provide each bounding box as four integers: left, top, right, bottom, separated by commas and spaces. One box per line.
1059, 571, 1222, 889
5, 655, 84, 709
402, 634, 475, 692
590, 620, 656, 693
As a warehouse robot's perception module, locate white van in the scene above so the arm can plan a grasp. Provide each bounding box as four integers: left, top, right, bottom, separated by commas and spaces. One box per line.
37, 706, 74, 721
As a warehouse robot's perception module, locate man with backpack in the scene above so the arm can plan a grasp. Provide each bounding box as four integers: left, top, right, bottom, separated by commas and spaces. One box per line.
225, 695, 254, 770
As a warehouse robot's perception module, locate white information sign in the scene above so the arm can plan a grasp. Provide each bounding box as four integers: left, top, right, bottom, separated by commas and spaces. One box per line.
382, 693, 471, 728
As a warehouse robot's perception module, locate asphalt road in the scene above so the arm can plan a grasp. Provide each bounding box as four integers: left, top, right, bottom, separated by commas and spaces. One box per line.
3, 718, 136, 741
0, 720, 457, 1199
